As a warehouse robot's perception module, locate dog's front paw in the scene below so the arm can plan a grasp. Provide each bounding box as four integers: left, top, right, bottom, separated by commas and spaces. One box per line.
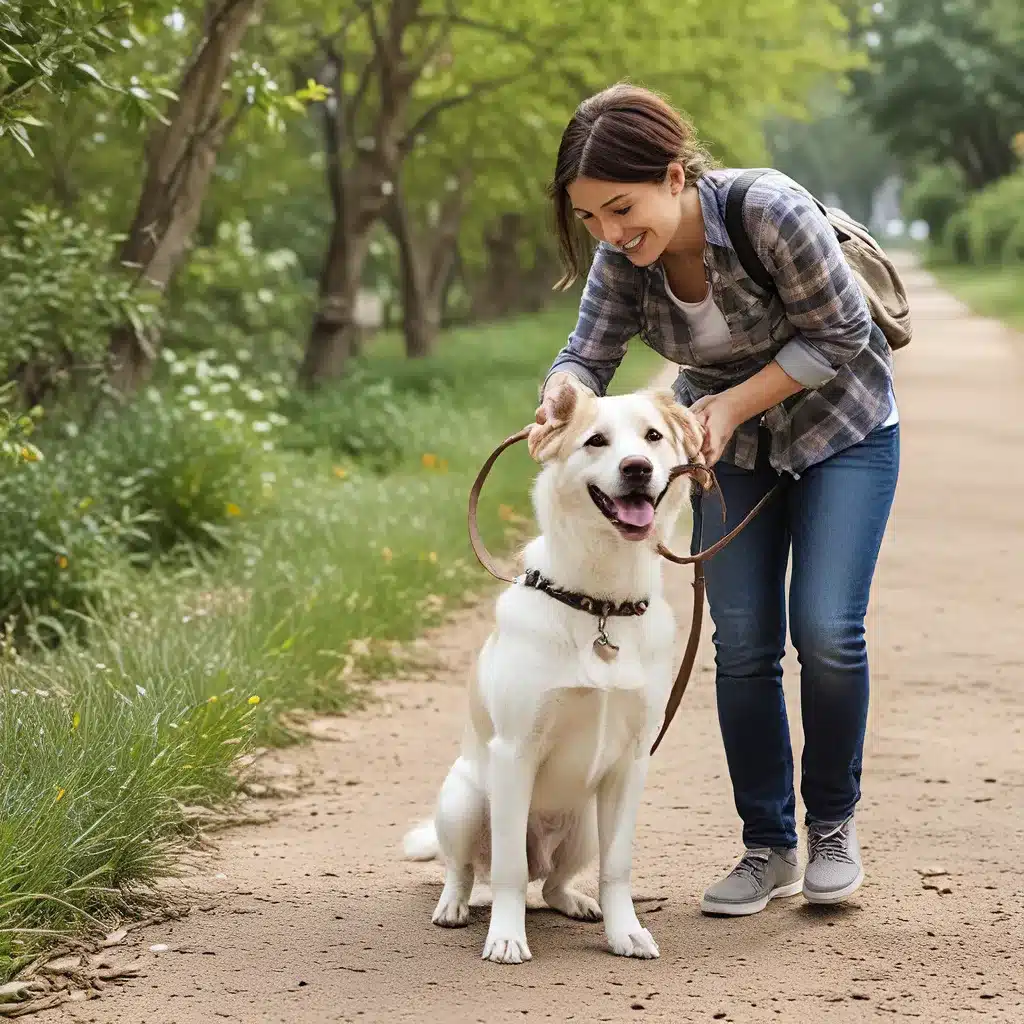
482, 933, 532, 965
543, 885, 603, 922
432, 893, 470, 928
607, 927, 660, 959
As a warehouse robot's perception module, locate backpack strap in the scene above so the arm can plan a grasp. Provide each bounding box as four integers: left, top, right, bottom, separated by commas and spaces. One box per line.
724, 169, 775, 294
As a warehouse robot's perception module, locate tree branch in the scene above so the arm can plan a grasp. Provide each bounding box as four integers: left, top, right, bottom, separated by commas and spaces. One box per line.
398, 70, 531, 154
416, 13, 541, 48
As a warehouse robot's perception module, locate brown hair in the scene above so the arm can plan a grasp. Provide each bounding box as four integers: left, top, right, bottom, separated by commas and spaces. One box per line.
547, 83, 716, 289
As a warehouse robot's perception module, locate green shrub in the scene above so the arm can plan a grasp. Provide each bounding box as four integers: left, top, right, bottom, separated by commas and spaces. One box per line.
164, 220, 314, 376
1001, 220, 1024, 264
281, 370, 451, 473
0, 453, 149, 643
940, 170, 1024, 265
0, 207, 158, 398
85, 348, 288, 554
903, 164, 967, 239
0, 381, 42, 470
941, 208, 973, 264
0, 349, 289, 638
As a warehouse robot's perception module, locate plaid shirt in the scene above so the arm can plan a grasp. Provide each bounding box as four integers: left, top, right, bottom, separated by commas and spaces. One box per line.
545, 168, 895, 477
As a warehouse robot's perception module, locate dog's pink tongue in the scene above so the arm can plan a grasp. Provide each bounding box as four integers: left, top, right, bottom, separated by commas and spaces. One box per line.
613, 496, 654, 527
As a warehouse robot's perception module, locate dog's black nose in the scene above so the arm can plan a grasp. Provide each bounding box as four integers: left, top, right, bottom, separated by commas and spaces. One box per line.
619, 456, 653, 484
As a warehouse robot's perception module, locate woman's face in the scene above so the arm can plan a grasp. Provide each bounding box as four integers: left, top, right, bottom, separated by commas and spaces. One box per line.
567, 162, 685, 266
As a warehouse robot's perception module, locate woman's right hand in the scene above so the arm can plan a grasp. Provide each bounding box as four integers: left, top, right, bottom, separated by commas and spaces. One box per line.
535, 372, 578, 425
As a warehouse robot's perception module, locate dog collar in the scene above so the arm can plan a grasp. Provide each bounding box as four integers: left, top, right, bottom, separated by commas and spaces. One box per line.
518, 568, 649, 619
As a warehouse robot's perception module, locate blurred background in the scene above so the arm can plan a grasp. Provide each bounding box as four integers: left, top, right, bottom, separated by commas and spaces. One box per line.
0, 0, 1021, 983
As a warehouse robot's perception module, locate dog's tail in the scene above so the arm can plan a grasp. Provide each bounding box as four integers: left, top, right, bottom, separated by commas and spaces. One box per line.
402, 819, 440, 861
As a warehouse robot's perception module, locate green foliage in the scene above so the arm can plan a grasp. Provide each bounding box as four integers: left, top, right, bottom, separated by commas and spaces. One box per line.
852, 0, 1024, 189
938, 170, 1024, 265
0, 207, 158, 393
164, 220, 313, 374
0, 452, 148, 644
0, 381, 42, 469
86, 348, 288, 554
902, 164, 968, 239
1001, 220, 1024, 264
0, 348, 289, 642
0, 0, 170, 154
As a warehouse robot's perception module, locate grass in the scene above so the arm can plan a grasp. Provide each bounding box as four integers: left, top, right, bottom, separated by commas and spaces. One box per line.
927, 262, 1024, 331
0, 302, 663, 982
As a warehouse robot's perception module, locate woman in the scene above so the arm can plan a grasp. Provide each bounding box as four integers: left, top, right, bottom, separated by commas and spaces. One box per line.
536, 83, 900, 916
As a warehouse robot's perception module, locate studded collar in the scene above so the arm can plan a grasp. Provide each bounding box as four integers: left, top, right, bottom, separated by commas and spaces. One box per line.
519, 568, 649, 619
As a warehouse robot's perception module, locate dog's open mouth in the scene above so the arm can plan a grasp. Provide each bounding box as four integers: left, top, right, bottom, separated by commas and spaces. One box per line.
588, 485, 656, 540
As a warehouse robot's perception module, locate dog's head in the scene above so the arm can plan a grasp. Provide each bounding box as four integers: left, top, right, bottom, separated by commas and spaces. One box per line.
529, 383, 706, 545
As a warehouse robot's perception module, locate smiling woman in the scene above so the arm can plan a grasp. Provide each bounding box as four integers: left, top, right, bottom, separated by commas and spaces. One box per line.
537, 81, 906, 920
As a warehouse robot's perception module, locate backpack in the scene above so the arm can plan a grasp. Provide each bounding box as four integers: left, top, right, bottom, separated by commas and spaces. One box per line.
724, 169, 913, 351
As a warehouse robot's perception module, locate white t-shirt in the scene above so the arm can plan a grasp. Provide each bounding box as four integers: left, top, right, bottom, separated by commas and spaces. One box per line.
663, 276, 899, 427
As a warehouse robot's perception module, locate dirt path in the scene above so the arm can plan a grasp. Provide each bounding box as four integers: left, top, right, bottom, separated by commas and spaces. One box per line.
39, 259, 1023, 1023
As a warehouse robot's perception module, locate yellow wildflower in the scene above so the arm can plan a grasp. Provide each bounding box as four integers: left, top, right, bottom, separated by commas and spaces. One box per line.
57, 555, 69, 569
225, 502, 242, 516
421, 453, 438, 469
333, 466, 348, 480
428, 551, 438, 564
19, 446, 40, 463
381, 546, 393, 562
207, 695, 218, 703
71, 712, 80, 731
55, 788, 66, 803
248, 695, 260, 705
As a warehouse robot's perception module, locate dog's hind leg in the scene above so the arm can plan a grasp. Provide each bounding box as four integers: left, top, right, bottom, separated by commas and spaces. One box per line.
542, 801, 602, 922
432, 759, 485, 928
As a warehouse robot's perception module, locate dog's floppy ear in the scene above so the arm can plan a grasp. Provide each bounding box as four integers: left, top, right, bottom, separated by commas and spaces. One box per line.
648, 388, 708, 474
528, 378, 592, 463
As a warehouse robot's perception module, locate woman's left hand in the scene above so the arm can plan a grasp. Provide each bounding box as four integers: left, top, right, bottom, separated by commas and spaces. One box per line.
689, 391, 743, 466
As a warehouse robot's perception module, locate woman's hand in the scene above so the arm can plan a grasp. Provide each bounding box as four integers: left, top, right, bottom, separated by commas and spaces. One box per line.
689, 391, 743, 466
535, 372, 585, 425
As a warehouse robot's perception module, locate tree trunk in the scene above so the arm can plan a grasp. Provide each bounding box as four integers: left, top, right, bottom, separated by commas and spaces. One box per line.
109, 0, 262, 393
299, 223, 374, 386
386, 178, 466, 359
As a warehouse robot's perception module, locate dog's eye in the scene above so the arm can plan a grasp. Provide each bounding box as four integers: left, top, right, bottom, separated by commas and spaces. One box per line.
645, 428, 663, 443
584, 433, 608, 448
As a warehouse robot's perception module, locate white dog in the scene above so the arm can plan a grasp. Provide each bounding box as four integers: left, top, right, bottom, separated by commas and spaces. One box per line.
403, 382, 705, 964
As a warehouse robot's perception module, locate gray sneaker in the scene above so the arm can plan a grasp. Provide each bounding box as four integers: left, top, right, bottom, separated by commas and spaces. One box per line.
700, 847, 803, 916
803, 816, 864, 904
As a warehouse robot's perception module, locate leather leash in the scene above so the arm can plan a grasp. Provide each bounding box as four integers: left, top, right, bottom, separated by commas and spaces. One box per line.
466, 425, 785, 755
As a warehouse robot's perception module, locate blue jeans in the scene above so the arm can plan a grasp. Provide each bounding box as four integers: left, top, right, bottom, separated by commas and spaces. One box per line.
691, 423, 900, 849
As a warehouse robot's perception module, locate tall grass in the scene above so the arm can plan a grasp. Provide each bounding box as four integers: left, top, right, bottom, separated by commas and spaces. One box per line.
0, 304, 663, 980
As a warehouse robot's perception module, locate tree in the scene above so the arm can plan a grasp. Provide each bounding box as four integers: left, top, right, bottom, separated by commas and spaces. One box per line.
851, 0, 1024, 190
108, 0, 268, 392
294, 0, 570, 386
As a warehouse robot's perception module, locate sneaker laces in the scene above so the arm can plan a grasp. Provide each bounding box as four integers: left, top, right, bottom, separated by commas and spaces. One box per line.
808, 819, 854, 864
730, 849, 770, 884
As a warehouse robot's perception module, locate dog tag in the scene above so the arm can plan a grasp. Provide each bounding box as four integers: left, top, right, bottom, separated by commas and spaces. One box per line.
593, 617, 619, 662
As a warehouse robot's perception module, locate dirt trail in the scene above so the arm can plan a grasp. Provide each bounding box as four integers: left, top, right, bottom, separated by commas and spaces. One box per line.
39, 259, 1023, 1023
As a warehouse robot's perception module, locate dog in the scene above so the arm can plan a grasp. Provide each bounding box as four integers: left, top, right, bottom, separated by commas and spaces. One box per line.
402, 381, 706, 964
